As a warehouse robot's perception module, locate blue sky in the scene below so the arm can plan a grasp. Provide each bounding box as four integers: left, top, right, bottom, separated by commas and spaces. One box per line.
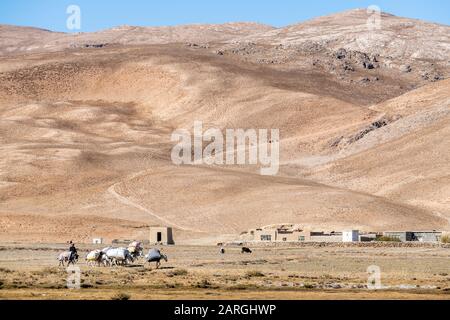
0, 0, 448, 32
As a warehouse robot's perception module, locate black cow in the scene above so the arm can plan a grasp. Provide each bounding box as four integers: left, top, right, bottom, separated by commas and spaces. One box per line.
241, 247, 252, 254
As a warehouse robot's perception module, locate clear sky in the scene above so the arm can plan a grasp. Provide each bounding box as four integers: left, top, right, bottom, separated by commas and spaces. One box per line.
0, 0, 448, 32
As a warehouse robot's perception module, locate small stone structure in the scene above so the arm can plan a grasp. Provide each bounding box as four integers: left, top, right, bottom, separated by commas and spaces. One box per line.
92, 238, 103, 244
149, 227, 174, 245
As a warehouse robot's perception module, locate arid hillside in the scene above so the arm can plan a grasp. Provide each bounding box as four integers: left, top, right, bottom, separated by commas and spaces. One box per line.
0, 9, 449, 243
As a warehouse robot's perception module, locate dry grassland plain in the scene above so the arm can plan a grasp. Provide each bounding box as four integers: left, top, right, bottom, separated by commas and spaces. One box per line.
0, 244, 449, 300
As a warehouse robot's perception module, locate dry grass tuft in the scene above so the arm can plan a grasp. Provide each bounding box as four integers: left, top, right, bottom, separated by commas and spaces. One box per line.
111, 292, 131, 300
167, 269, 188, 277
245, 270, 265, 278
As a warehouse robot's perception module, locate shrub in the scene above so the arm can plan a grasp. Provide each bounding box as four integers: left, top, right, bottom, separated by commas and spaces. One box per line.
168, 269, 188, 277
195, 279, 212, 289
245, 270, 265, 278
440, 235, 450, 243
42, 283, 65, 289
227, 284, 255, 291
112, 293, 131, 301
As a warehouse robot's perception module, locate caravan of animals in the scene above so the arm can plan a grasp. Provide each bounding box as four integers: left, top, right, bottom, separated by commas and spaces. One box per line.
58, 241, 167, 269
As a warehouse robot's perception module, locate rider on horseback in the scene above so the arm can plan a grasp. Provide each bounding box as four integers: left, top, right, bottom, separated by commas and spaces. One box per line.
69, 241, 78, 263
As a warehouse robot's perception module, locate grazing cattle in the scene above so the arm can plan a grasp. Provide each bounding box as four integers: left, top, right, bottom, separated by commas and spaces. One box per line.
145, 248, 167, 269
241, 247, 252, 254
58, 251, 78, 266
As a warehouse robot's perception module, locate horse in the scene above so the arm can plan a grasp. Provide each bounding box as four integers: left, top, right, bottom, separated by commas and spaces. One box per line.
58, 251, 78, 266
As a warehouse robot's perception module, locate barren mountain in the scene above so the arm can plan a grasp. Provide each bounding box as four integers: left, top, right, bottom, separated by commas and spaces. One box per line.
0, 9, 449, 243
0, 22, 274, 56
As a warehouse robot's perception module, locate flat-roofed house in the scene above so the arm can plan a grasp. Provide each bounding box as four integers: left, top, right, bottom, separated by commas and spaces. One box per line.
383, 231, 442, 242
383, 231, 414, 242
254, 228, 277, 242
253, 225, 312, 242
412, 231, 442, 242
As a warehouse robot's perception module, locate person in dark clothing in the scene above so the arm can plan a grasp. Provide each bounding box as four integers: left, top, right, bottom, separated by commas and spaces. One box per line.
69, 241, 78, 263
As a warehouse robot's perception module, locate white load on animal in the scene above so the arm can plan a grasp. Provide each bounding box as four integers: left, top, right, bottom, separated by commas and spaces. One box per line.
102, 253, 112, 267
87, 250, 101, 260
127, 241, 144, 260
86, 250, 103, 267
105, 247, 133, 266
129, 241, 141, 249
100, 247, 114, 266
145, 248, 168, 269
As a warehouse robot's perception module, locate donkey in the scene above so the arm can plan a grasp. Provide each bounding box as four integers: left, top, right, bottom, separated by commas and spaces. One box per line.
146, 249, 168, 269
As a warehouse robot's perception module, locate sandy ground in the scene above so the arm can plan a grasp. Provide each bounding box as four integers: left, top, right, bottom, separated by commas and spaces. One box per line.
0, 243, 449, 300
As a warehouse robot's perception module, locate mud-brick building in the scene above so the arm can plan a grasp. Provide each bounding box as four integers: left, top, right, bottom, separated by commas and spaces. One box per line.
383, 231, 442, 242
251, 225, 309, 242
149, 227, 174, 245
412, 231, 442, 242
249, 225, 342, 242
